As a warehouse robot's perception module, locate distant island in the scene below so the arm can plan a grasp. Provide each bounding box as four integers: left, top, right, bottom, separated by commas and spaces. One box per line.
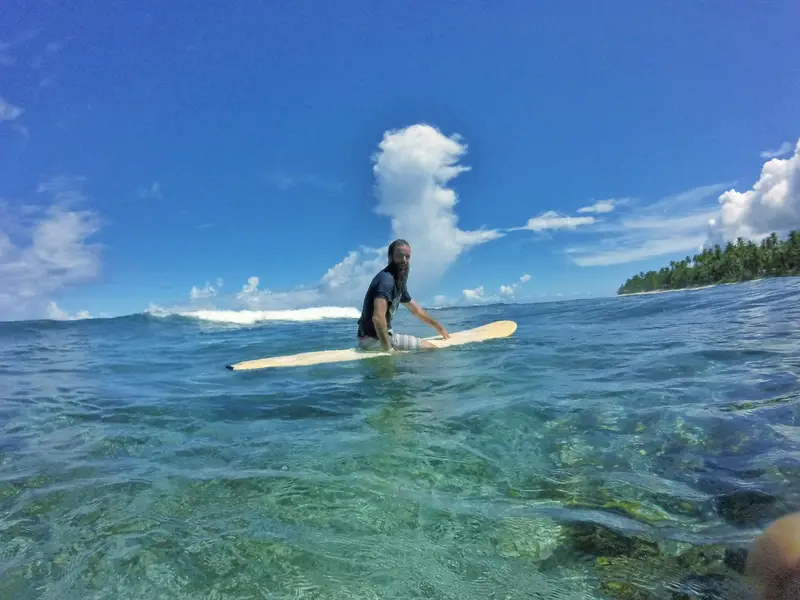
617, 231, 800, 295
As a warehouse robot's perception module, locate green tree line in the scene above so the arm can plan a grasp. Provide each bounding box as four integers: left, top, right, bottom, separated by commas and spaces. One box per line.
617, 231, 800, 295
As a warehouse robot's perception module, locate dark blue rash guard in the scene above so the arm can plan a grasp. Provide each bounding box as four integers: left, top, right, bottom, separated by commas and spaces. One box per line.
357, 267, 412, 338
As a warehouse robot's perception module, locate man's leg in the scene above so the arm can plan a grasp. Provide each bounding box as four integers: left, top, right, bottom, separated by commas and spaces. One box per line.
358, 331, 434, 352
391, 332, 436, 351
357, 336, 384, 352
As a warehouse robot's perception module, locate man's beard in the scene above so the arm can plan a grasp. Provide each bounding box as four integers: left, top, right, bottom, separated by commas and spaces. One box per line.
388, 262, 409, 288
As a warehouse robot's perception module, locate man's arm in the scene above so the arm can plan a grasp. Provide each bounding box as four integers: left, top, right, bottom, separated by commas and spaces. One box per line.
372, 297, 393, 351
405, 299, 450, 339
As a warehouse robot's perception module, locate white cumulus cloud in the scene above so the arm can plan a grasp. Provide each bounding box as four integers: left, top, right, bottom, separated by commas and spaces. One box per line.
370, 123, 504, 289
204, 124, 508, 312
318, 248, 385, 297
0, 176, 102, 320
499, 273, 532, 297
462, 286, 485, 301
709, 138, 800, 245
459, 272, 532, 304
45, 301, 91, 321
190, 277, 223, 300
235, 276, 323, 310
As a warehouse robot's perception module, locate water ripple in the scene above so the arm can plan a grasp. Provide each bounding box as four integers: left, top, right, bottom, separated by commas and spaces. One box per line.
2, 278, 800, 598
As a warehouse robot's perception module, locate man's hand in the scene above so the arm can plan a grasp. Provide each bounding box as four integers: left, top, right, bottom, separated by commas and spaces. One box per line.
438, 325, 450, 340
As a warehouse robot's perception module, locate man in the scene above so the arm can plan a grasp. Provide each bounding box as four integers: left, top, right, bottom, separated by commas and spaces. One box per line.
357, 238, 450, 352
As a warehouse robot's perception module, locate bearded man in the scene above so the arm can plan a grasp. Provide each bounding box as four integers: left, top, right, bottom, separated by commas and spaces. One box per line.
356, 239, 450, 352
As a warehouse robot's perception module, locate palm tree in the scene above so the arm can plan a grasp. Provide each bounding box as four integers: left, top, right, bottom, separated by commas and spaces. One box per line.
617, 230, 800, 294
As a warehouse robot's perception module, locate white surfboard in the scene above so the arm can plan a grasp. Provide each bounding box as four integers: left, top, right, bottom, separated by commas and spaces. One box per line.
225, 320, 517, 371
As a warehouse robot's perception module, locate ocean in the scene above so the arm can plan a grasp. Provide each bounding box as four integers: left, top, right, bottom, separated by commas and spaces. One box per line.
2, 277, 800, 599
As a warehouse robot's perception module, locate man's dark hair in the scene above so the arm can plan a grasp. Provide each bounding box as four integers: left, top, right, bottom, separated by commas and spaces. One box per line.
387, 238, 410, 260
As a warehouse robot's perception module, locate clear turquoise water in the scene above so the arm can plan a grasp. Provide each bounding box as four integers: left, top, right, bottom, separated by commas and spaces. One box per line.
2, 278, 800, 599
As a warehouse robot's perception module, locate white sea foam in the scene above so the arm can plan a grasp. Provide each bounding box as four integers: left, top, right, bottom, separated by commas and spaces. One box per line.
171, 306, 361, 324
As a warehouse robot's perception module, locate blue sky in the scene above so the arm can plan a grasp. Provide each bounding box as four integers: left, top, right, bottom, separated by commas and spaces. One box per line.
1, 1, 799, 320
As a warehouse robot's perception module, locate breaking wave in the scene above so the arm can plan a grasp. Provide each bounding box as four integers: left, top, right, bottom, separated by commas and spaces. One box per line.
151, 306, 361, 324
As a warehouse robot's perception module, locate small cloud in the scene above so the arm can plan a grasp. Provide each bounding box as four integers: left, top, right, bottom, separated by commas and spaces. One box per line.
578, 199, 618, 214
264, 172, 344, 195
30, 39, 64, 69
12, 123, 30, 142
137, 182, 162, 200
264, 173, 295, 191
433, 294, 448, 306
45, 301, 91, 321
760, 141, 794, 160
0, 96, 24, 121
525, 210, 596, 231
190, 278, 223, 300
234, 275, 321, 309
462, 286, 485, 301
499, 273, 532, 297
38, 76, 57, 91
0, 29, 41, 66
35, 175, 89, 206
